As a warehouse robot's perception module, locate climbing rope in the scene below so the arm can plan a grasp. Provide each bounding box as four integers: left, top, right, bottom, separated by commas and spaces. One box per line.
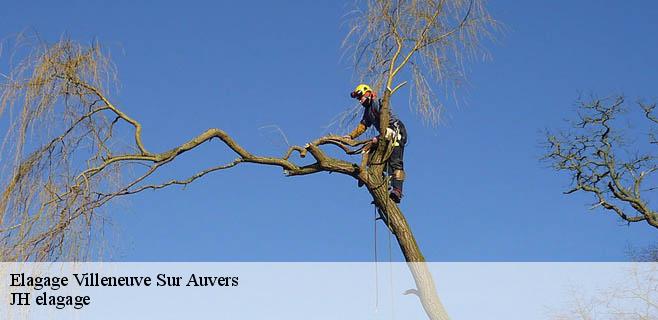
373, 204, 379, 314
385, 161, 395, 320
370, 130, 401, 319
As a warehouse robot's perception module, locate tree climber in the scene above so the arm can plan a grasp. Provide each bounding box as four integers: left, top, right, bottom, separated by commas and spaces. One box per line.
345, 84, 408, 203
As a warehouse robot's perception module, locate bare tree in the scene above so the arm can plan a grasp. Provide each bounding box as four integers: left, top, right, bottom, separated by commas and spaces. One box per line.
628, 244, 658, 262
1, 1, 494, 319
544, 96, 658, 229
549, 264, 657, 320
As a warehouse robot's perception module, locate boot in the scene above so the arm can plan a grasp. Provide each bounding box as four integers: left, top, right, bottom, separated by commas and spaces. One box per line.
390, 186, 403, 203
390, 176, 404, 203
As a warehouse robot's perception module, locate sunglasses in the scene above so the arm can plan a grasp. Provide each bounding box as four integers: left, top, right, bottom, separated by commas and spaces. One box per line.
350, 91, 363, 99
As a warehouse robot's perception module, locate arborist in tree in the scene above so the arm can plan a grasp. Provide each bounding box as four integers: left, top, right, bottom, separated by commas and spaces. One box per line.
345, 84, 407, 203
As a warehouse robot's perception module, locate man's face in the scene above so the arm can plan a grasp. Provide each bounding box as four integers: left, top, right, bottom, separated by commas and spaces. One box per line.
359, 92, 373, 106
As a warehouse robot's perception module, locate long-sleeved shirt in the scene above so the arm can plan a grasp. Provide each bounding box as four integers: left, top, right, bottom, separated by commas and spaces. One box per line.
349, 98, 399, 139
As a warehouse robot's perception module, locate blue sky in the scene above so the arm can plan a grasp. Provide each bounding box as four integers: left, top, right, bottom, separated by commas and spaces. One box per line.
1, 1, 656, 261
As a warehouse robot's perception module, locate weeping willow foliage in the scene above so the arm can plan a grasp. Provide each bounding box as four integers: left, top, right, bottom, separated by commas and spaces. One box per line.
0, 36, 125, 261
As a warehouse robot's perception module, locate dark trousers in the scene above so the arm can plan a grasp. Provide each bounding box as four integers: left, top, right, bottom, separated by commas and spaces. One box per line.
389, 146, 404, 172
388, 121, 407, 191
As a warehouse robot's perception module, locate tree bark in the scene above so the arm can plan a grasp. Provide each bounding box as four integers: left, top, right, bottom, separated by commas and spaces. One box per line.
366, 174, 450, 320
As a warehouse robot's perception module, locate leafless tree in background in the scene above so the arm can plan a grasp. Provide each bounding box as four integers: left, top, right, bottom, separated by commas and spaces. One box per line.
0, 1, 495, 319
549, 264, 657, 320
544, 96, 658, 229
628, 244, 658, 262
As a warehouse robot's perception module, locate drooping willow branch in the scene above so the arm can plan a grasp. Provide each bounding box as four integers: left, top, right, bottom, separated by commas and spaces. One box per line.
343, 0, 496, 128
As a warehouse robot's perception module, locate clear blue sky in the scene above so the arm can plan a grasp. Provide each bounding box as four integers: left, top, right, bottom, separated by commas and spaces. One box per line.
1, 1, 656, 261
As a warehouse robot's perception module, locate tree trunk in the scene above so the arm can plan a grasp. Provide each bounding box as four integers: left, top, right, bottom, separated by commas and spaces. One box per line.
366, 174, 450, 320
359, 89, 450, 320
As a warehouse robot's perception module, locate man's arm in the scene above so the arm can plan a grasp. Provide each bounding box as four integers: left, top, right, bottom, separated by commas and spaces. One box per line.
346, 107, 371, 140
347, 122, 367, 139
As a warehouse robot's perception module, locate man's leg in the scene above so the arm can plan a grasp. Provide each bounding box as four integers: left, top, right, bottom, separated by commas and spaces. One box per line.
388, 145, 405, 203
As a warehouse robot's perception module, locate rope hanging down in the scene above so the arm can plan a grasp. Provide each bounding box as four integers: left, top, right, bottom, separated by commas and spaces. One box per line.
372, 196, 396, 319
371, 137, 397, 319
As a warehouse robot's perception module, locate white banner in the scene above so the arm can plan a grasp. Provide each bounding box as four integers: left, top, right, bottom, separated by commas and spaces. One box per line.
1, 263, 656, 319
